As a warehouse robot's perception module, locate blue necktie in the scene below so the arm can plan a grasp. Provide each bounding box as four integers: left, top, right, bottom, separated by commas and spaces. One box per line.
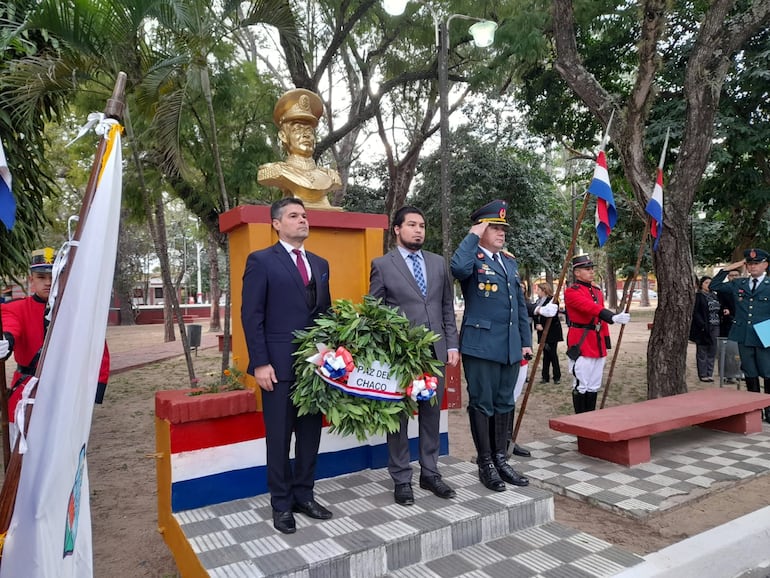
408, 253, 427, 296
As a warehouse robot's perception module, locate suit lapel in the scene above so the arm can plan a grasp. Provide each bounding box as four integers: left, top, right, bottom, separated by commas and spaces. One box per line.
390, 250, 423, 298
273, 243, 306, 293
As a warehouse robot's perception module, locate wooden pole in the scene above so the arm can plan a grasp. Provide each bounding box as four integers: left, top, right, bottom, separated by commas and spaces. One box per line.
599, 221, 650, 409
0, 312, 9, 470
512, 193, 589, 442
513, 113, 615, 443
0, 72, 126, 548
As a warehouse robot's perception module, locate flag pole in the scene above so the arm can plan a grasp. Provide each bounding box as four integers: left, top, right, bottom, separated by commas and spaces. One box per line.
0, 313, 9, 470
599, 223, 649, 409
0, 72, 127, 549
513, 111, 615, 443
600, 128, 669, 409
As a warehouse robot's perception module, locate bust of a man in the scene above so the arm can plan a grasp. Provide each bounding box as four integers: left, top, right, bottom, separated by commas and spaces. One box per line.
258, 88, 342, 211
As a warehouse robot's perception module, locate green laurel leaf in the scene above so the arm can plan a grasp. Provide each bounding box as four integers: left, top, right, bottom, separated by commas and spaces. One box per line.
291, 296, 444, 441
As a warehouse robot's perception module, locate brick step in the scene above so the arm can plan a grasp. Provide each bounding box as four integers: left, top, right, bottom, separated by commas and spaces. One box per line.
169, 456, 643, 577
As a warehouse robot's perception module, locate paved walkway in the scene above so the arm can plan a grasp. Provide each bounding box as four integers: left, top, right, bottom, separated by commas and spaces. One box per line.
109, 327, 220, 375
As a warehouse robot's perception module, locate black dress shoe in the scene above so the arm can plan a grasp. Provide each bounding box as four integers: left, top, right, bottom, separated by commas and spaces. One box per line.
512, 443, 531, 458
394, 483, 415, 506
493, 455, 529, 487
419, 475, 456, 499
272, 510, 296, 534
292, 500, 333, 520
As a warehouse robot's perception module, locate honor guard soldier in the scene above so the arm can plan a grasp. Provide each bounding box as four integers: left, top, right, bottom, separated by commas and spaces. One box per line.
451, 199, 531, 492
0, 249, 111, 443
564, 254, 630, 413
710, 248, 770, 421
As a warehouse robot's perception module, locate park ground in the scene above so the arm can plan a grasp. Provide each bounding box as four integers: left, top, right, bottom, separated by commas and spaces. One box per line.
6, 307, 770, 577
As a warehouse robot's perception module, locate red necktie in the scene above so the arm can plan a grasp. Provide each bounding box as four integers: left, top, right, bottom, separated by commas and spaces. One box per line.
293, 249, 309, 286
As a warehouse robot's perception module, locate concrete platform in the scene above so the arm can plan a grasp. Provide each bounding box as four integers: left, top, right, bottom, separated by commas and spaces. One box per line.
521, 424, 770, 518
172, 457, 643, 577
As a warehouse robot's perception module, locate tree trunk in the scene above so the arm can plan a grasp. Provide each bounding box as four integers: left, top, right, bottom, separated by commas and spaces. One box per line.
647, 225, 693, 398
115, 211, 136, 326
208, 230, 222, 333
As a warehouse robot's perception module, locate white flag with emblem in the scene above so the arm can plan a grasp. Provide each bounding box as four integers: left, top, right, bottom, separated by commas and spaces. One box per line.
0, 122, 122, 578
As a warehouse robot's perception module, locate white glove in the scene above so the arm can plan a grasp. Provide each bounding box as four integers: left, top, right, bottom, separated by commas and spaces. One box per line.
612, 313, 631, 325
0, 339, 9, 359
538, 303, 559, 318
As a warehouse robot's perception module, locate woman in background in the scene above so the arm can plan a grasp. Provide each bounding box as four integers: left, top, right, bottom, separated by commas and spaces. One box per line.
690, 275, 721, 382
532, 282, 564, 384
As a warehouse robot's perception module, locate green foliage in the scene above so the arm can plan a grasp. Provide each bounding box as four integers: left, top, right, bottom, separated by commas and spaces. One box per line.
292, 297, 444, 441
412, 125, 568, 274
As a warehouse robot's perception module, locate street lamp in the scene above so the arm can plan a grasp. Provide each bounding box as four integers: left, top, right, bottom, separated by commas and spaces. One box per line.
188, 216, 203, 303
382, 0, 497, 262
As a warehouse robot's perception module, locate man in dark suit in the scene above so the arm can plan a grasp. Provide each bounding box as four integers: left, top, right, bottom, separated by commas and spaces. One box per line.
369, 206, 459, 506
451, 200, 531, 492
711, 248, 770, 421
241, 197, 333, 534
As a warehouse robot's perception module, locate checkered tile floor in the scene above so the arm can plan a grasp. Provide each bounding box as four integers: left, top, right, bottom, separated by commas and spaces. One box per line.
174, 457, 643, 577
521, 424, 770, 518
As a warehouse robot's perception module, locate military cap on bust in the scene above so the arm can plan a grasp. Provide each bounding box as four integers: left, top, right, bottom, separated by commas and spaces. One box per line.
30, 247, 56, 272
471, 199, 509, 227
272, 88, 324, 128
572, 254, 594, 269
744, 248, 769, 263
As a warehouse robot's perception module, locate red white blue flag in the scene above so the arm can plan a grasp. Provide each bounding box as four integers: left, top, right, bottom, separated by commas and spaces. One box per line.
645, 167, 664, 250
0, 137, 16, 231
588, 150, 616, 247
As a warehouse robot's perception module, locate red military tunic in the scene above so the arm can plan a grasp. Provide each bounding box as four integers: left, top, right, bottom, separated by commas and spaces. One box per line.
2, 295, 110, 421
564, 280, 611, 358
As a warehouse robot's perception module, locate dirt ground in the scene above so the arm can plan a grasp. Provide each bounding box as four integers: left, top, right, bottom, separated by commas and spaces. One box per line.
7, 307, 770, 577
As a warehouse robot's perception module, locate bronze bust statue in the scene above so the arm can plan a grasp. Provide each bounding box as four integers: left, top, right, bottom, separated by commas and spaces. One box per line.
258, 89, 342, 211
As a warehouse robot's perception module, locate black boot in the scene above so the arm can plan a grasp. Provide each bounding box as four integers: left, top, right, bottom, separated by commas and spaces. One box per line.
468, 408, 505, 492
584, 391, 598, 412
488, 415, 510, 458
572, 390, 586, 414
491, 412, 529, 486
763, 379, 770, 423
746, 377, 761, 393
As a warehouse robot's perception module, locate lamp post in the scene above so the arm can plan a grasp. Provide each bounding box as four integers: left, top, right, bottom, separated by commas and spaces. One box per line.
189, 216, 203, 303
382, 0, 497, 261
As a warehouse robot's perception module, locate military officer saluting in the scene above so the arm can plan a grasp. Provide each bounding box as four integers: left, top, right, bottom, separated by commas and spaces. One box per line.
451, 200, 532, 492
563, 254, 629, 414
710, 248, 770, 421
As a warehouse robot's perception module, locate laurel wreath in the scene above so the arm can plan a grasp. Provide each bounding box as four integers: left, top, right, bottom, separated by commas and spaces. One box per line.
292, 296, 444, 440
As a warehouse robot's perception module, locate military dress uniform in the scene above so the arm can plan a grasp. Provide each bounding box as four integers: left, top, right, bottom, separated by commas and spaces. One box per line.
710, 248, 770, 420
451, 200, 531, 492
564, 255, 621, 413
1, 249, 111, 439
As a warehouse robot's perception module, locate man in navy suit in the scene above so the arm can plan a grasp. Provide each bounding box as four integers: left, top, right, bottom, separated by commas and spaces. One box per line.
241, 197, 333, 534
711, 248, 770, 422
369, 206, 459, 506
451, 200, 531, 492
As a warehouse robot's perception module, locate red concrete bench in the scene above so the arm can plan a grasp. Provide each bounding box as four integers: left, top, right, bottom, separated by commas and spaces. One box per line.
549, 389, 770, 466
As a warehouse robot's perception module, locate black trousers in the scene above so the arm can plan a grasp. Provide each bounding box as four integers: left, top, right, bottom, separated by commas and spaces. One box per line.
542, 343, 561, 381
261, 380, 323, 512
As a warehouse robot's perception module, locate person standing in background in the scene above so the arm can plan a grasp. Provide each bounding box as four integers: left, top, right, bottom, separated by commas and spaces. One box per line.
563, 254, 630, 413
710, 248, 770, 422
689, 276, 721, 382
532, 282, 564, 385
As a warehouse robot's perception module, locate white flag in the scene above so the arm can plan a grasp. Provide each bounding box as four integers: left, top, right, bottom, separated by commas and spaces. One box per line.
0, 122, 123, 578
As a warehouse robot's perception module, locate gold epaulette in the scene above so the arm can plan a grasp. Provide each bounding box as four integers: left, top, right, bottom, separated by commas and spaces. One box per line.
501, 250, 515, 259
258, 163, 281, 180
